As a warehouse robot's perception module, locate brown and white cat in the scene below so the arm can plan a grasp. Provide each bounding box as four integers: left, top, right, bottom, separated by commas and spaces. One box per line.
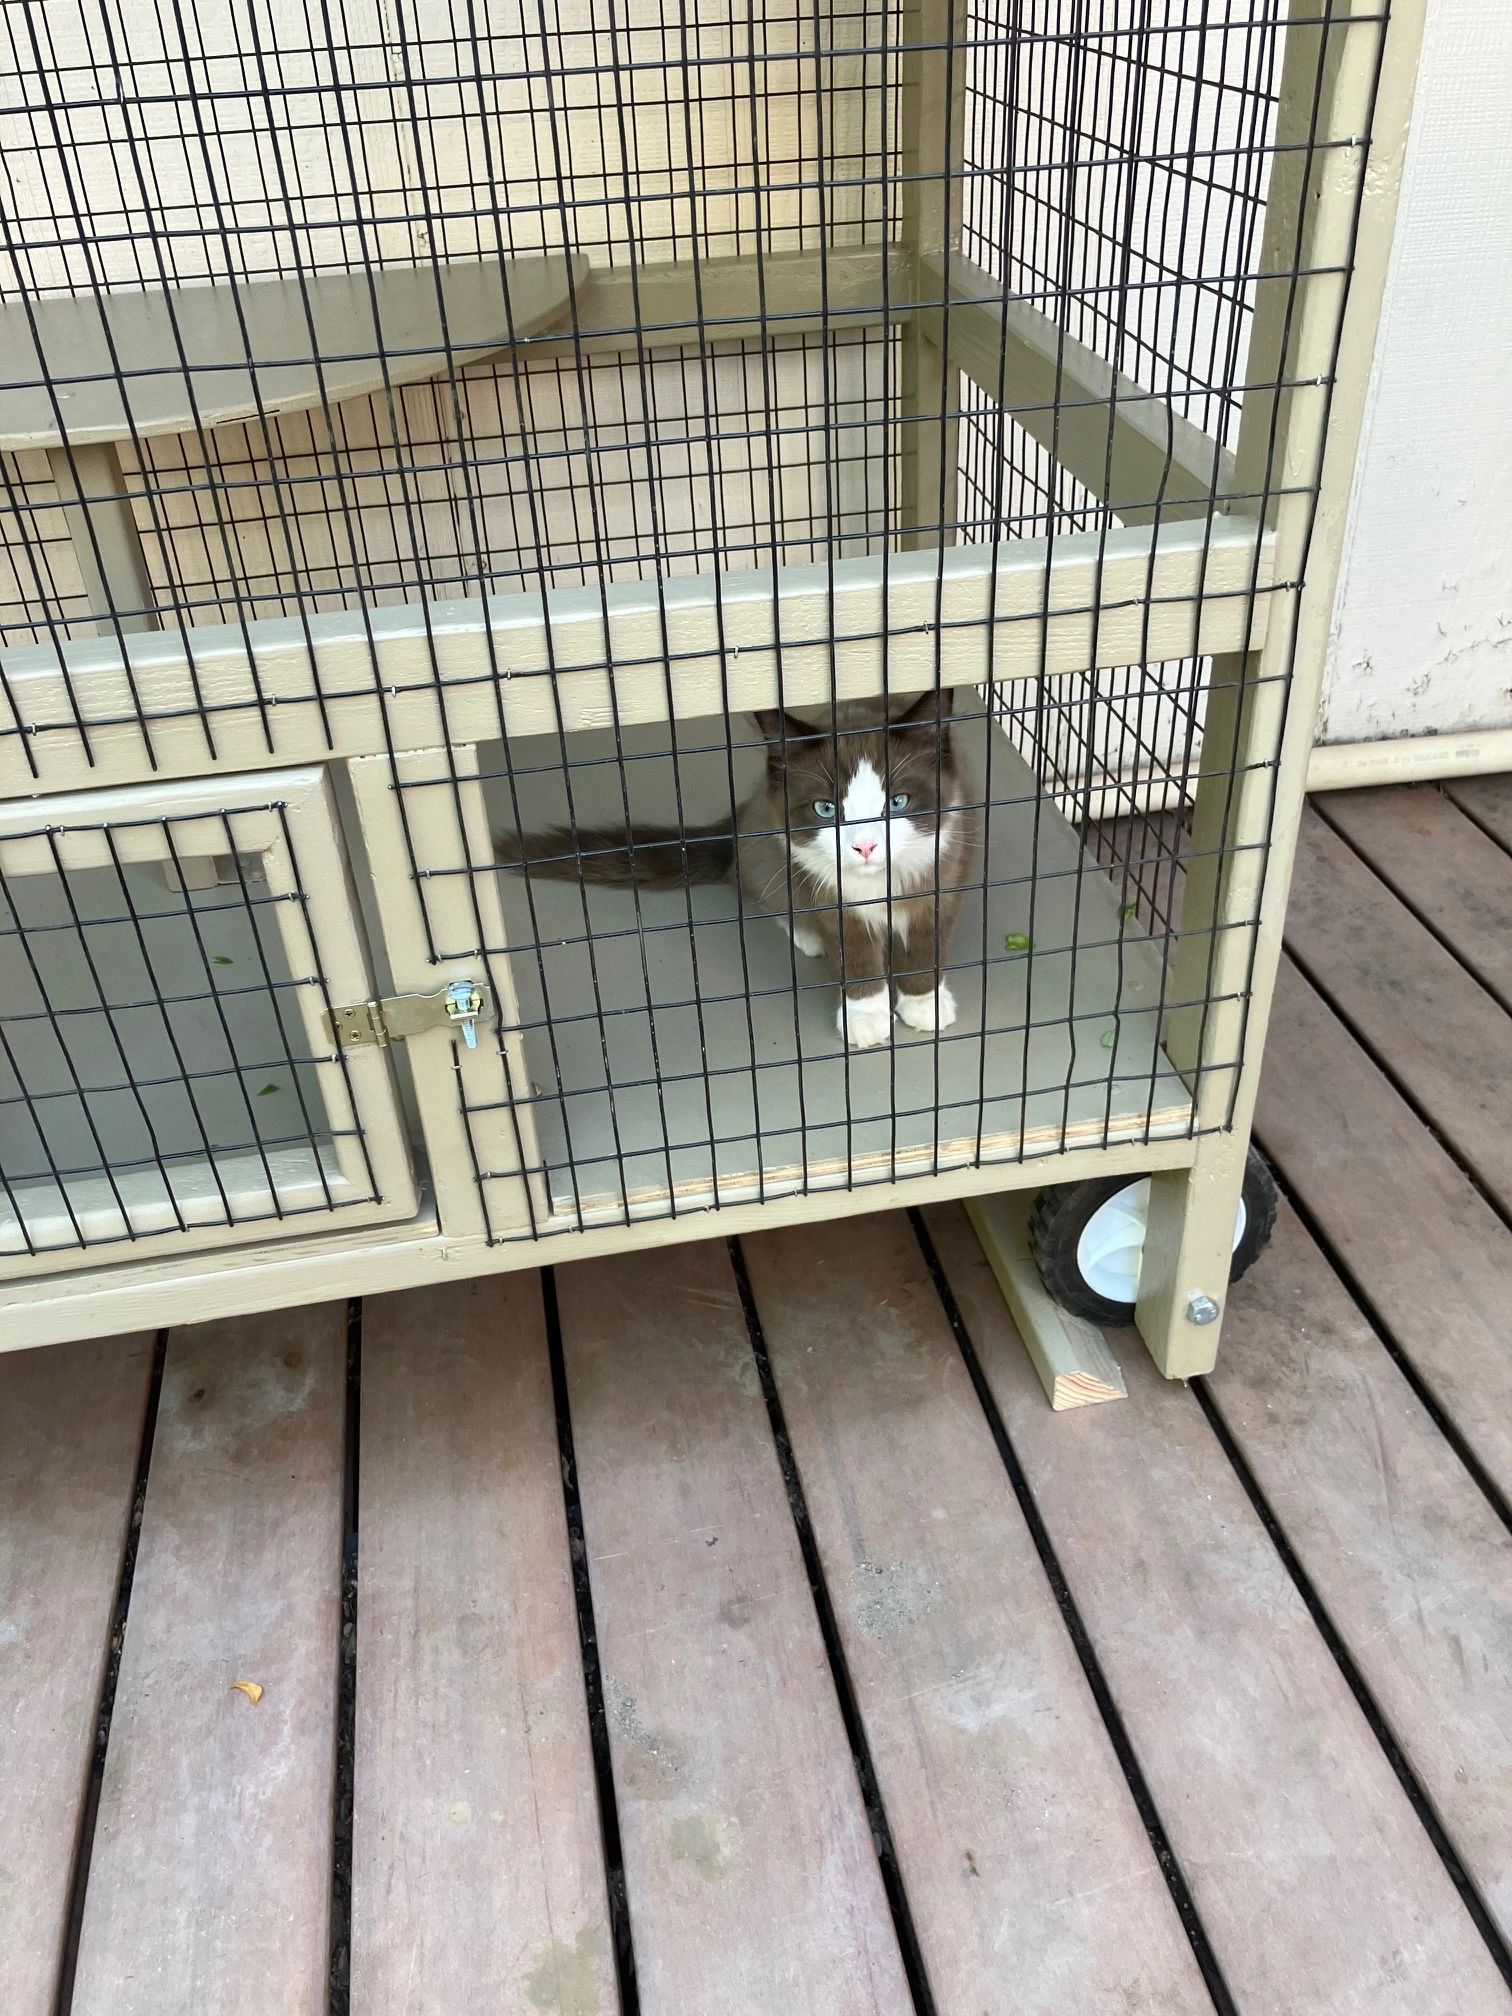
496, 687, 979, 1050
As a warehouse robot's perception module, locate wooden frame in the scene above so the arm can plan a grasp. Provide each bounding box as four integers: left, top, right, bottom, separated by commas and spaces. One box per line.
0, 514, 1272, 799
347, 744, 548, 1243
1132, 0, 1430, 1377
0, 1129, 1200, 1353
0, 0, 1428, 1380
0, 767, 417, 1277
898, 0, 967, 550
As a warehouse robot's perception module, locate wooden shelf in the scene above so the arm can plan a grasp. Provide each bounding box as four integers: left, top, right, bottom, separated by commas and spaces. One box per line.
1, 255, 586, 452
488, 721, 1192, 1225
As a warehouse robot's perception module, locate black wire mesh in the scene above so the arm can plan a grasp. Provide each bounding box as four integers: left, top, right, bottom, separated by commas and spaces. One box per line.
0, 0, 1385, 1254
0, 799, 378, 1260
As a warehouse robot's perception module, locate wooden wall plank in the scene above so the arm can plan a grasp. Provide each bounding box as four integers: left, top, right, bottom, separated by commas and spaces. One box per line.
352, 1276, 616, 2016
1444, 773, 1512, 854
1256, 957, 1512, 1498
1208, 1203, 1512, 1940
925, 1202, 1512, 2015
1284, 806, 1512, 1213
1317, 785, 1512, 1006
0, 1335, 154, 2016
69, 1306, 346, 2016
555, 1241, 912, 2016
739, 1217, 1211, 2016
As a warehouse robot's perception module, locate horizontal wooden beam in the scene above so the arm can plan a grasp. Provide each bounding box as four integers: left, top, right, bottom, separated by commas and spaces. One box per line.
916, 253, 1236, 523
1, 513, 1272, 795
532, 244, 1233, 527
523, 245, 914, 361
0, 1133, 1200, 1353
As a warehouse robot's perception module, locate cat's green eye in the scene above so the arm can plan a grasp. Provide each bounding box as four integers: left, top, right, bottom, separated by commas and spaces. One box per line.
812, 798, 837, 821
888, 792, 910, 812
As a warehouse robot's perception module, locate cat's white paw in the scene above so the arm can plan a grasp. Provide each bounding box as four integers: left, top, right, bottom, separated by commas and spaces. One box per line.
897, 982, 956, 1033
778, 917, 825, 957
838, 990, 894, 1049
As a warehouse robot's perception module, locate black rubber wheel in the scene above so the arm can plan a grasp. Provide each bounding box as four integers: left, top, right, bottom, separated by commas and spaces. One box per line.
1028, 1144, 1278, 1325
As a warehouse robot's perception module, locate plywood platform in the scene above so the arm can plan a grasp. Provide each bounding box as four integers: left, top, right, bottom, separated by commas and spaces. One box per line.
4, 778, 1512, 2016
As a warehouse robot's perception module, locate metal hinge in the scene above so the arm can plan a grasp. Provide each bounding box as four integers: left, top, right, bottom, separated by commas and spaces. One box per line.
325, 979, 492, 1052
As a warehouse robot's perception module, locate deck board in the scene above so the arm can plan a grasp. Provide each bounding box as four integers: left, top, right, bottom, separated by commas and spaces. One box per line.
352, 1277, 617, 2016
924, 1202, 1512, 2016
1207, 1204, 1512, 1940
1256, 956, 1512, 1498
1095, 803, 1512, 1495
740, 1215, 1213, 2016
1286, 806, 1512, 1213
10, 777, 1512, 2011
1317, 786, 1512, 1007
68, 1306, 346, 2016
0, 1335, 154, 2016
1444, 772, 1512, 854
555, 1241, 913, 2016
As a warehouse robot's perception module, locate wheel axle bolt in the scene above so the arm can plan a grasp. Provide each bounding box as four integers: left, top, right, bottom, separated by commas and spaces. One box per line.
1186, 1293, 1221, 1326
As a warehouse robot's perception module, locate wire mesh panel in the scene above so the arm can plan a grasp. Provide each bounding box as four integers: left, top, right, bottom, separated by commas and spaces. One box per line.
0, 0, 1394, 1269
466, 699, 1194, 1234
0, 770, 416, 1269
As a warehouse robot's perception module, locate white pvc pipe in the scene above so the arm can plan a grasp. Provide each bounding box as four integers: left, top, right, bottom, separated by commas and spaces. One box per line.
1305, 726, 1512, 791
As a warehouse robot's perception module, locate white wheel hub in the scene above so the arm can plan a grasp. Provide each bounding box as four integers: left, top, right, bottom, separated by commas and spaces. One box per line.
1076, 1179, 1249, 1306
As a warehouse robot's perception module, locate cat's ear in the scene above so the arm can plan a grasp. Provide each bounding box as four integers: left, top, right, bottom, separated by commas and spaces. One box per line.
753, 707, 816, 748
894, 683, 956, 736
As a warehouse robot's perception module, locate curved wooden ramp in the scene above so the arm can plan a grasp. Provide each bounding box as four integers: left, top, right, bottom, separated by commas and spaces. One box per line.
5, 254, 586, 631
0, 255, 588, 452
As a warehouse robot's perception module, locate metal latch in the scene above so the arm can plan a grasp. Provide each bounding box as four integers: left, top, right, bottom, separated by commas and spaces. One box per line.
325, 979, 491, 1052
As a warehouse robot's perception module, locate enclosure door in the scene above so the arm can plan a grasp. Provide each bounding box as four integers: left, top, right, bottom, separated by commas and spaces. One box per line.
0, 766, 417, 1277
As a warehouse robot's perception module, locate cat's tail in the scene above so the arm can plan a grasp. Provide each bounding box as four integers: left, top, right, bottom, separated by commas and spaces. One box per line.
495, 822, 736, 887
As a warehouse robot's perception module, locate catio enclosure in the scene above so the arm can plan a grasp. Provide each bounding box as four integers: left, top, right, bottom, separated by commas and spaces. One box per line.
0, 0, 1418, 1368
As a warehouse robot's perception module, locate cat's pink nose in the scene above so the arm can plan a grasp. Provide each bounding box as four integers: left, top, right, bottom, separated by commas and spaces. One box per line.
852, 838, 878, 861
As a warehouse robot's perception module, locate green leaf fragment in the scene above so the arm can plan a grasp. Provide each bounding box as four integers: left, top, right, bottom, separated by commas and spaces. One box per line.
1099, 1028, 1117, 1050
1004, 932, 1032, 953
256, 1082, 279, 1097
1119, 902, 1138, 924
212, 954, 234, 966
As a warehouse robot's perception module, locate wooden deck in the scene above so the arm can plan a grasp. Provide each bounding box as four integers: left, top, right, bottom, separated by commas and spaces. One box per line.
4, 778, 1512, 2016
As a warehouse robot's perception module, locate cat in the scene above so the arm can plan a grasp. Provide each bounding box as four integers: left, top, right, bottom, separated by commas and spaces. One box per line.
495, 686, 980, 1050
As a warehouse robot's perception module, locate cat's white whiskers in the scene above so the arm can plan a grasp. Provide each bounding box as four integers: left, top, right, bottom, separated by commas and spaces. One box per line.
753, 863, 789, 908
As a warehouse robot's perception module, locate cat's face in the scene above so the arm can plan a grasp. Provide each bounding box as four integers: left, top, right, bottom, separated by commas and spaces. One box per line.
757, 691, 959, 893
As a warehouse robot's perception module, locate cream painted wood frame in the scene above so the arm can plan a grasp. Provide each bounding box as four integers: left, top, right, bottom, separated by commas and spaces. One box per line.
0, 767, 418, 1278
0, 0, 1427, 1365
0, 513, 1275, 799
1133, 0, 1430, 1377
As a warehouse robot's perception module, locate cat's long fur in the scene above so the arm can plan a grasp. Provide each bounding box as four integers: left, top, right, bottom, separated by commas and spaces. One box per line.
496, 688, 980, 1048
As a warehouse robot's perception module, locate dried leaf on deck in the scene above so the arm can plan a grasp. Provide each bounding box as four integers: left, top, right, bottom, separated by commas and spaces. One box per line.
230, 1679, 264, 1706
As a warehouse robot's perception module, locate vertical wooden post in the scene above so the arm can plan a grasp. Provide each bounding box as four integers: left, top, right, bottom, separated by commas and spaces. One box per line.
1136, 0, 1428, 1377
348, 746, 546, 1244
46, 440, 157, 633
898, 0, 967, 551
